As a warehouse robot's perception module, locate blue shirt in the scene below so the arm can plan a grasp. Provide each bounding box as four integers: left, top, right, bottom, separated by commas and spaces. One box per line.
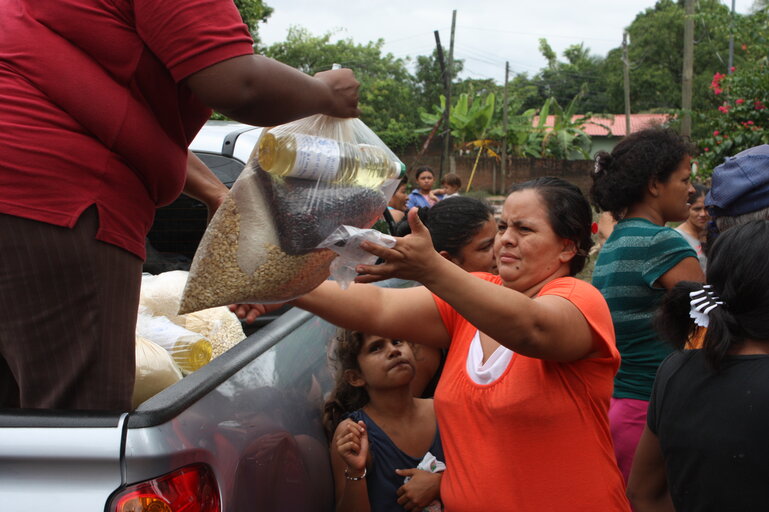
406, 190, 441, 209
347, 408, 443, 512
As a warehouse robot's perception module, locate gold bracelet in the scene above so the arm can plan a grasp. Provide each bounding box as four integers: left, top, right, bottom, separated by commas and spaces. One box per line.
344, 467, 367, 481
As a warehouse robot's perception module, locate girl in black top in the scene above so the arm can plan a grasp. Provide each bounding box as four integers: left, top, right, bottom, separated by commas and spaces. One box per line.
323, 329, 444, 512
628, 220, 769, 511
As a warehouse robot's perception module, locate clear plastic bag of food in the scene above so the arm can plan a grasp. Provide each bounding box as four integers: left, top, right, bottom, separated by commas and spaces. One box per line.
135, 307, 212, 374
179, 115, 404, 314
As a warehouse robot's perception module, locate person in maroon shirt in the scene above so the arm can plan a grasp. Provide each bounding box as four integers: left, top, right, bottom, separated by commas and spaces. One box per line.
0, 0, 359, 411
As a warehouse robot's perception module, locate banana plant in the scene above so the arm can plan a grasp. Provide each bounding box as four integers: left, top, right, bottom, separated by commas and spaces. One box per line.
419, 92, 497, 190
419, 92, 496, 144
534, 89, 609, 160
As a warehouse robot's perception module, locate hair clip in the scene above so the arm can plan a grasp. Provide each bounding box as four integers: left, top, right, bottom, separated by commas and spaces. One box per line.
689, 284, 723, 328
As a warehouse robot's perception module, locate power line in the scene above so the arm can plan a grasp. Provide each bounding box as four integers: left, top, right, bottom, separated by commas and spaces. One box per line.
457, 25, 619, 43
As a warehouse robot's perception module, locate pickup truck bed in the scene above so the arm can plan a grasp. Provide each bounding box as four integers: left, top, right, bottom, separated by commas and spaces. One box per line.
0, 307, 338, 511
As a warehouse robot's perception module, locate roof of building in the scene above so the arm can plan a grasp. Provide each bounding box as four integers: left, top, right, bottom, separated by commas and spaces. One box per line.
533, 113, 671, 137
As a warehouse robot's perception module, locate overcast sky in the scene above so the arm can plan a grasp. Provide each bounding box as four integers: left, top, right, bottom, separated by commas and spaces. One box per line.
259, 0, 753, 84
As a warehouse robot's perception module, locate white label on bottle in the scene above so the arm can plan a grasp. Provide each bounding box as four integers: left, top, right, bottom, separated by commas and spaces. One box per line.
290, 133, 341, 180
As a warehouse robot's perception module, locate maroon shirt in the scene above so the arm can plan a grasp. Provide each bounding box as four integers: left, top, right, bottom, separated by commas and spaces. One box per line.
0, 0, 254, 258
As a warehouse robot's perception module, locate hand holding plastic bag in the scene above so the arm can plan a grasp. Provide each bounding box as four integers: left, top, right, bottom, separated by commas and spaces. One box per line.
317, 226, 396, 289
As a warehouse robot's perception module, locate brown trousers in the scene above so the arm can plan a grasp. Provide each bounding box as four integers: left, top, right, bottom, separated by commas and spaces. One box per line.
0, 207, 141, 410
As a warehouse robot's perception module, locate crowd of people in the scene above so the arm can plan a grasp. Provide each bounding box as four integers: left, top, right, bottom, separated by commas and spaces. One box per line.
261, 133, 769, 512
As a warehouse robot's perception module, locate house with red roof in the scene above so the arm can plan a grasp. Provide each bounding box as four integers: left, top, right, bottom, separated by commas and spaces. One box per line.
534, 113, 671, 156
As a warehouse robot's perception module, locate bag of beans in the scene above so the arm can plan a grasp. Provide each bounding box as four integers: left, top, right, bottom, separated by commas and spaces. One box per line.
179, 115, 404, 314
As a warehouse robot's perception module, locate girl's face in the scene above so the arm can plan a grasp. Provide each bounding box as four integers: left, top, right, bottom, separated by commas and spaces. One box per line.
687, 195, 709, 232
416, 172, 435, 193
656, 156, 695, 223
353, 335, 415, 389
451, 215, 498, 274
389, 184, 408, 211
494, 189, 574, 296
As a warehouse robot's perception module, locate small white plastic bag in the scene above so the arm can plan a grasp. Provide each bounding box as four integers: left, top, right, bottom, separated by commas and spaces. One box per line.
317, 226, 396, 289
403, 451, 446, 512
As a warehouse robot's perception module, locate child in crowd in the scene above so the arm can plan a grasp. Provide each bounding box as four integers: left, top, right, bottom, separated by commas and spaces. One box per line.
432, 173, 461, 199
394, 196, 497, 398
323, 329, 444, 512
386, 178, 409, 224
628, 220, 769, 511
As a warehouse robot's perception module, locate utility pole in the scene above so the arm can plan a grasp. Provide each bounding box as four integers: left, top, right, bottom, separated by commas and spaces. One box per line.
441, 10, 457, 179
728, 0, 736, 74
434, 31, 449, 177
622, 31, 632, 136
681, 0, 695, 137
501, 61, 510, 195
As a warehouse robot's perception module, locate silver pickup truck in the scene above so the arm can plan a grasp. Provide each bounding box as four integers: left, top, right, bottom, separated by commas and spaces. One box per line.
0, 122, 348, 511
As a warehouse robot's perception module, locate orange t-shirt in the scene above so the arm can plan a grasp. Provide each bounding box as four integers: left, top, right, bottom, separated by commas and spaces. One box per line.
432, 274, 630, 511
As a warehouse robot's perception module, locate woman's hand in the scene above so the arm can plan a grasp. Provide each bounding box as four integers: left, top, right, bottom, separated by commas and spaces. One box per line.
229, 302, 287, 324
355, 208, 445, 285
335, 419, 368, 475
395, 469, 442, 511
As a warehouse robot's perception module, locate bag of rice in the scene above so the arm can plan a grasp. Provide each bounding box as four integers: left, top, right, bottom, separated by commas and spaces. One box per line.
132, 335, 183, 408
179, 115, 403, 314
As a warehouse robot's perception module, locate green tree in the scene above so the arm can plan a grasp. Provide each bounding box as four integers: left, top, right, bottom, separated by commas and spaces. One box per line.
694, 8, 769, 175
234, 0, 273, 45
531, 90, 604, 160
419, 93, 496, 147
533, 40, 611, 114
261, 27, 421, 153
601, 0, 765, 118
414, 49, 464, 112
419, 92, 497, 191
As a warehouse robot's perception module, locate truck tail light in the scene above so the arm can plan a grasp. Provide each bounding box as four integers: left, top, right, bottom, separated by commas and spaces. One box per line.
108, 463, 220, 512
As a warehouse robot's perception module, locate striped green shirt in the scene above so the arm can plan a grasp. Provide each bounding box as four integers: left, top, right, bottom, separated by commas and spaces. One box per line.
592, 218, 696, 400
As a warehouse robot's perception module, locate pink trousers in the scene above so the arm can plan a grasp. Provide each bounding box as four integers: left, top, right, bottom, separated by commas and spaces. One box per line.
609, 397, 649, 483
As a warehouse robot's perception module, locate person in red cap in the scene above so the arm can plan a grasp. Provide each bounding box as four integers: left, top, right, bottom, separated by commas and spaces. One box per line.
0, 0, 360, 411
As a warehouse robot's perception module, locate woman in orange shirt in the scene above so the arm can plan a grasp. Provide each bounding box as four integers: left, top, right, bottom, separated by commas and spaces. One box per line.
235, 177, 629, 511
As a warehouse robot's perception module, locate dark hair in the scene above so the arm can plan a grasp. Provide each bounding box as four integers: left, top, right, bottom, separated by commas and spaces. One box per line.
655, 220, 769, 370
440, 172, 462, 188
590, 127, 694, 220
394, 196, 494, 259
414, 166, 435, 180
508, 177, 594, 276
690, 183, 708, 203
322, 329, 368, 439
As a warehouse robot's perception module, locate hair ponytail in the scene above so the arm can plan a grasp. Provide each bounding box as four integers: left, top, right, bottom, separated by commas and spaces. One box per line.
701, 306, 742, 371
655, 281, 702, 350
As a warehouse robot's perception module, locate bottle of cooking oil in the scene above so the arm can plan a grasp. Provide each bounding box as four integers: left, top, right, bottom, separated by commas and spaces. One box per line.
136, 314, 212, 374
257, 131, 405, 189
